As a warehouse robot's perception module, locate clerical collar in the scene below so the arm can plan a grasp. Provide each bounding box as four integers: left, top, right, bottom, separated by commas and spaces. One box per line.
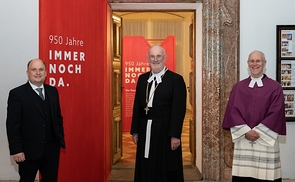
147, 67, 167, 83
248, 74, 264, 88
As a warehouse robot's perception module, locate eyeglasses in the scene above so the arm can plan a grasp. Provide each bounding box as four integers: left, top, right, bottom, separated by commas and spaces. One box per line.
248, 59, 264, 64
148, 55, 165, 60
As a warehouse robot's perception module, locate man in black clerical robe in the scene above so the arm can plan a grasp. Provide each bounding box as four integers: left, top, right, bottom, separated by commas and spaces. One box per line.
130, 45, 187, 182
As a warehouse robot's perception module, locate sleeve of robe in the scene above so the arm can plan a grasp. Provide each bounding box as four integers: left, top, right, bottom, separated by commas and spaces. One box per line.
168, 74, 187, 139
259, 81, 286, 135
130, 74, 145, 135
222, 84, 247, 129
231, 124, 278, 147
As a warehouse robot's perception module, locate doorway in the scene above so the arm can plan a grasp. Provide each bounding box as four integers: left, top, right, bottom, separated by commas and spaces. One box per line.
112, 3, 202, 172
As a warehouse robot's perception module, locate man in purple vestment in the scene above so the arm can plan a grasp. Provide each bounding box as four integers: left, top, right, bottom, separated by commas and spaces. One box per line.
222, 51, 286, 182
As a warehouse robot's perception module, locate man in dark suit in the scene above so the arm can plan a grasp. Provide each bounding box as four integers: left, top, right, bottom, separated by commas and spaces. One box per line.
6, 58, 65, 182
131, 45, 187, 182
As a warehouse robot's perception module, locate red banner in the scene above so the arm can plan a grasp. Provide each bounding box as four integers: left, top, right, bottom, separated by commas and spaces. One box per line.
39, 0, 111, 181
122, 36, 175, 132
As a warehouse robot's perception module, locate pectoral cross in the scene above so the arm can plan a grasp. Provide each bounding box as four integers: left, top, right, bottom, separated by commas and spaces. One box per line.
249, 141, 256, 147
144, 106, 149, 115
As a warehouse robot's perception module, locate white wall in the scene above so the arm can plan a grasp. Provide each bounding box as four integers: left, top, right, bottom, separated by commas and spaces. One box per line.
240, 0, 295, 179
0, 0, 38, 180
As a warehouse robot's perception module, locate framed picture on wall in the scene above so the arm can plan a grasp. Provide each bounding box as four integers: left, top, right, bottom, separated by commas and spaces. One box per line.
276, 25, 295, 121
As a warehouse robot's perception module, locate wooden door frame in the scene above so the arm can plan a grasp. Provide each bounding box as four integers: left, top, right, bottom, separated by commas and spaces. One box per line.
111, 14, 123, 164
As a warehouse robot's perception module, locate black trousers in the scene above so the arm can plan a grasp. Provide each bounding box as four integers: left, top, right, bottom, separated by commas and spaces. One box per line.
18, 140, 60, 182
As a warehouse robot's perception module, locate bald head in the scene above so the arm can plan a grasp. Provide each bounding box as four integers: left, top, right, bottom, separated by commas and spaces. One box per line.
27, 58, 46, 70
148, 45, 166, 56
248, 50, 265, 61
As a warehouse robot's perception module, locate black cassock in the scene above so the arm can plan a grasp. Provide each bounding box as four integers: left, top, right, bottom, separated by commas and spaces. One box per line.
131, 70, 187, 182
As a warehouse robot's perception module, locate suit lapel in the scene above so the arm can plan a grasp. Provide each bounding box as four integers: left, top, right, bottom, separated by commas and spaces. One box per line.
44, 84, 58, 121
24, 82, 46, 118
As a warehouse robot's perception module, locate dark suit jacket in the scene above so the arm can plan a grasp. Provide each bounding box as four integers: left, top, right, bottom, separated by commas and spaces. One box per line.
6, 82, 65, 160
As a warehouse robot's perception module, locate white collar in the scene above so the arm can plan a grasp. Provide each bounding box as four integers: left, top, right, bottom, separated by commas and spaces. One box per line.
248, 75, 264, 88
147, 67, 167, 83
29, 81, 44, 90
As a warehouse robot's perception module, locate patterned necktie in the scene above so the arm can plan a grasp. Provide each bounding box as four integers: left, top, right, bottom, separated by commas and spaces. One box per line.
36, 88, 44, 100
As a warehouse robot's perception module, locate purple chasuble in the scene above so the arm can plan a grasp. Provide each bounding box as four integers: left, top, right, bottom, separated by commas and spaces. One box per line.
222, 76, 286, 135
